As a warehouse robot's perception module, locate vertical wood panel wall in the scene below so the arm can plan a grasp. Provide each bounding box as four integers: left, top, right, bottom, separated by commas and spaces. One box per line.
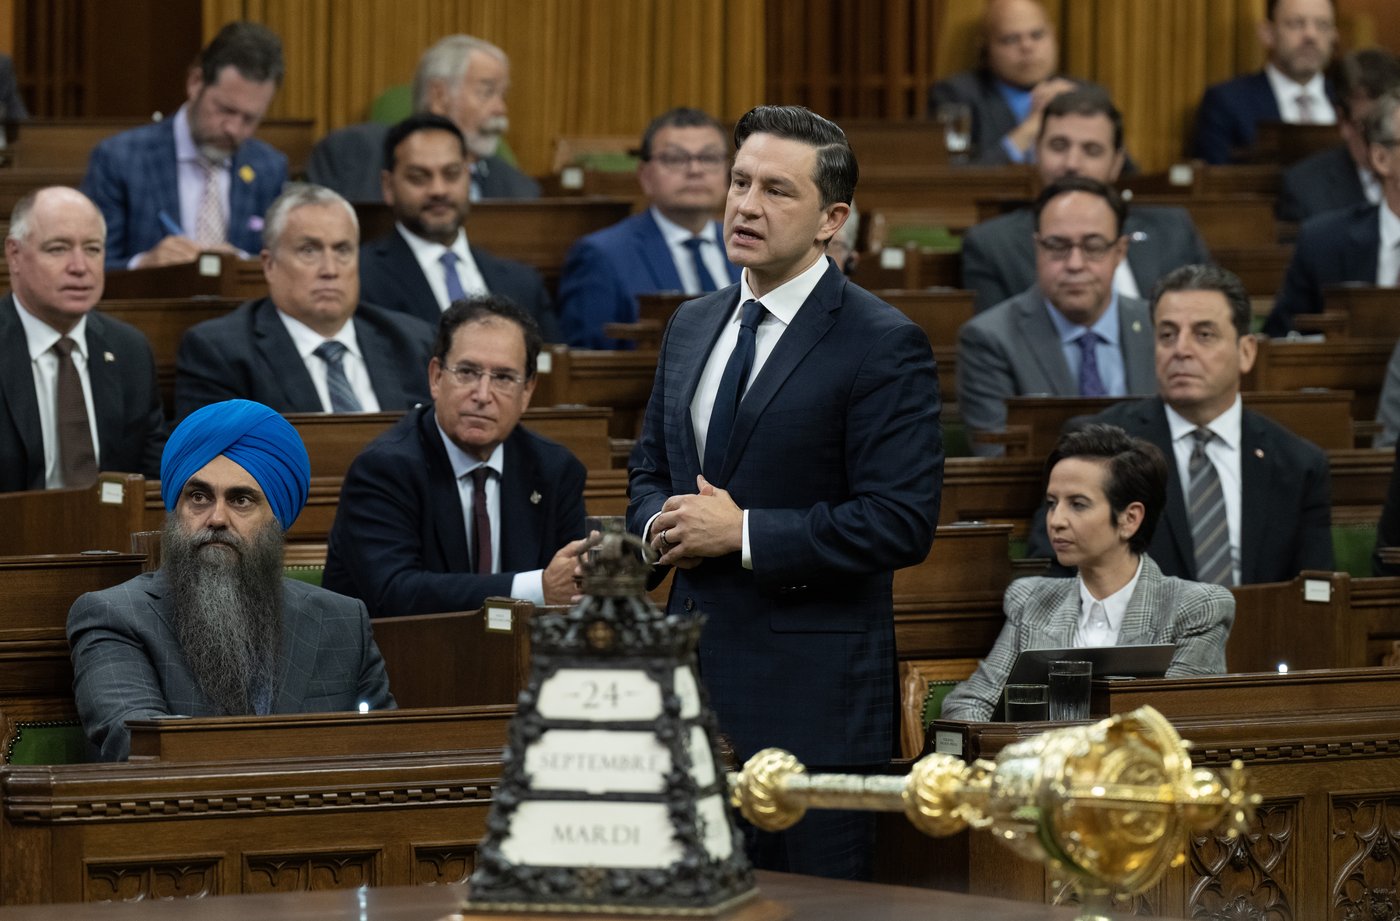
201, 0, 765, 177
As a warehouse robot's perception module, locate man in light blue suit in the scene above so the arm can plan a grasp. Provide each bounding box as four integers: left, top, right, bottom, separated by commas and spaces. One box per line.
81, 22, 288, 269
558, 108, 740, 349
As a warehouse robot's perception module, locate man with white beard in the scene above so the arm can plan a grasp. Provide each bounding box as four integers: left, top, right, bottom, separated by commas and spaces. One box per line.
68, 399, 394, 761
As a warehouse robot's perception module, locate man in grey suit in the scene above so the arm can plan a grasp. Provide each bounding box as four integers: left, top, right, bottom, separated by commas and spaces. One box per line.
958, 176, 1156, 456
68, 400, 395, 761
307, 35, 538, 202
961, 86, 1210, 312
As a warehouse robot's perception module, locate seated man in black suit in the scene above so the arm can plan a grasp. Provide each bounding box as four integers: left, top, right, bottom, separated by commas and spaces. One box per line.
174, 184, 435, 419
961, 86, 1210, 312
358, 114, 558, 341
1278, 49, 1400, 223
1192, 0, 1338, 163
0, 186, 167, 493
1028, 264, 1333, 584
1266, 86, 1400, 336
927, 0, 1084, 165
307, 35, 538, 202
322, 296, 588, 618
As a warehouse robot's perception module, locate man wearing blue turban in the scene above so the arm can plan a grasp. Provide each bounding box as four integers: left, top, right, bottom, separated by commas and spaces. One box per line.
67, 399, 395, 761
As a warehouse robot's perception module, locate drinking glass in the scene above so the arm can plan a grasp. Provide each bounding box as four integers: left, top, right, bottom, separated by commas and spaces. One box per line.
1004, 683, 1049, 721
1048, 660, 1092, 721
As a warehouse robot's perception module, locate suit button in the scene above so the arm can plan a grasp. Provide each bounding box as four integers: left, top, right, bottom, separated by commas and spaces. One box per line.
684, 597, 696, 612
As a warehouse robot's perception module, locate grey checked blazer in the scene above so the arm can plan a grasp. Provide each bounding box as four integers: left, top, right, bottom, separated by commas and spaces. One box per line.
940, 555, 1233, 722
68, 570, 396, 761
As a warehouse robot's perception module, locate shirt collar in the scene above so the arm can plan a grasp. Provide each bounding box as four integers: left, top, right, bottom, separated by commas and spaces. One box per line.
435, 417, 506, 480
1043, 291, 1122, 347
1077, 555, 1144, 627
737, 251, 831, 328
396, 222, 471, 262
650, 207, 718, 248
276, 309, 363, 361
15, 295, 89, 361
1164, 394, 1243, 451
1264, 63, 1328, 106
1380, 199, 1400, 256
172, 104, 227, 166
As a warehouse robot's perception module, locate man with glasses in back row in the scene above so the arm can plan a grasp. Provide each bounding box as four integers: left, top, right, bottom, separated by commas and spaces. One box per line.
558, 108, 741, 349
957, 176, 1156, 456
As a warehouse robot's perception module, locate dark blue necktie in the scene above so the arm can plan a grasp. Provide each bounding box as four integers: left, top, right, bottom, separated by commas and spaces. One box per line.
1076, 331, 1106, 397
440, 251, 469, 304
683, 236, 719, 293
703, 299, 766, 480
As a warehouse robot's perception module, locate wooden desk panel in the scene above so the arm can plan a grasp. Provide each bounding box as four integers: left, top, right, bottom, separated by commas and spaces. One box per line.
102, 254, 267, 302
8, 118, 316, 176
1245, 336, 1390, 420
0, 474, 147, 558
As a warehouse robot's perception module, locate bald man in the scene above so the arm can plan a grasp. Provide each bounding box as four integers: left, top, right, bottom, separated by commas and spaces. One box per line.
927, 0, 1088, 164
68, 400, 395, 761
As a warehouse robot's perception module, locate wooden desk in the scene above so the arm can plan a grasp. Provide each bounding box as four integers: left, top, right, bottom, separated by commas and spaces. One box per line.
0, 474, 146, 557
1245, 336, 1390, 420
1320, 285, 1400, 340
7, 118, 316, 176
102, 253, 267, 301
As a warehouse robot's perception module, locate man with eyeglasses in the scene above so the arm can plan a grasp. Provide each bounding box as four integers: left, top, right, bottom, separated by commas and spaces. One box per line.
174, 184, 435, 419
558, 107, 741, 349
958, 176, 1156, 456
1192, 0, 1338, 164
358, 114, 559, 341
322, 296, 588, 618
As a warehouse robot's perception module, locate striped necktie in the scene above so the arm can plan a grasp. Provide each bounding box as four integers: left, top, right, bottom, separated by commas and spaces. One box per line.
314, 341, 362, 413
1188, 428, 1233, 585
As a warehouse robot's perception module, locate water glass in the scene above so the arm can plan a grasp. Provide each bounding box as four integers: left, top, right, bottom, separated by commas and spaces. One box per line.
1048, 660, 1092, 721
1004, 683, 1049, 721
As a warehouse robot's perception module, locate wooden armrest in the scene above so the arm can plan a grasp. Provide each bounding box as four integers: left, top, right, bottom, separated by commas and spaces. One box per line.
601, 321, 663, 347
971, 425, 1031, 457
1292, 311, 1347, 336
1377, 547, 1400, 566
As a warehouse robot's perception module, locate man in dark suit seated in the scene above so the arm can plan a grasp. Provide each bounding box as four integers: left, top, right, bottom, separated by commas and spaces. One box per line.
558, 107, 740, 349
1192, 0, 1338, 164
307, 35, 538, 202
1027, 264, 1334, 584
68, 399, 395, 761
962, 87, 1210, 312
958, 177, 1158, 456
358, 114, 558, 341
322, 296, 588, 618
81, 22, 288, 269
926, 0, 1090, 165
0, 187, 167, 493
1265, 86, 1400, 336
175, 184, 435, 419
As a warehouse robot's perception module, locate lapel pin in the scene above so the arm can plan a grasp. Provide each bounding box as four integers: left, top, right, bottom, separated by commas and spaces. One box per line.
239, 164, 255, 184
1132, 320, 1142, 333
1254, 448, 1264, 459
103, 351, 115, 362
530, 491, 542, 505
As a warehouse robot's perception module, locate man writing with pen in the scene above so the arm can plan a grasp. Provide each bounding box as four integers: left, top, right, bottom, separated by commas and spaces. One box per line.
81, 22, 288, 269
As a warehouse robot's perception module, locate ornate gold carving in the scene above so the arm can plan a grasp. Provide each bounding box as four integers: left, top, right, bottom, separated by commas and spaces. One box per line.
243, 849, 379, 893
413, 843, 477, 886
1188, 798, 1297, 920
85, 857, 220, 901
1332, 795, 1400, 921
1192, 739, 1400, 766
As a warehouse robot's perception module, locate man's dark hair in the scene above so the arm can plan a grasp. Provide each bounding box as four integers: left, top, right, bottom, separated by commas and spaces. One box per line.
434, 295, 543, 380
383, 113, 468, 172
1332, 49, 1400, 120
199, 21, 284, 87
1150, 264, 1253, 340
640, 108, 726, 161
1044, 423, 1168, 556
1267, 0, 1334, 20
1032, 175, 1127, 236
733, 105, 857, 207
1037, 85, 1125, 152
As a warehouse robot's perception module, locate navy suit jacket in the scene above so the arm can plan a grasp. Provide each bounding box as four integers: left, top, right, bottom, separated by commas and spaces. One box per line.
321, 405, 587, 617
358, 228, 560, 342
174, 297, 435, 420
1026, 397, 1334, 583
0, 295, 167, 492
1277, 144, 1368, 223
1265, 202, 1379, 337
81, 118, 287, 268
558, 211, 740, 349
1192, 71, 1282, 164
627, 263, 944, 766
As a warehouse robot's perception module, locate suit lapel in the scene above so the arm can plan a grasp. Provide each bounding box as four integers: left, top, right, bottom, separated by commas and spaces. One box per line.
387, 234, 441, 324
274, 582, 316, 713
636, 213, 684, 291
418, 408, 472, 567
252, 300, 323, 410
1028, 582, 1082, 649
84, 315, 125, 465
1351, 207, 1381, 281
1143, 399, 1196, 578
152, 121, 182, 236
1118, 297, 1156, 394
1124, 214, 1158, 296
498, 430, 544, 570
1116, 557, 1161, 645
354, 313, 405, 410
227, 147, 261, 252
677, 289, 741, 470
0, 297, 44, 487
1238, 410, 1273, 584
1015, 292, 1076, 393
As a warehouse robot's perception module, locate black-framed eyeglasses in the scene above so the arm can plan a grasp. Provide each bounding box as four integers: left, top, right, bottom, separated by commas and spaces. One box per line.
651, 150, 728, 172
443, 362, 527, 394
1034, 234, 1121, 262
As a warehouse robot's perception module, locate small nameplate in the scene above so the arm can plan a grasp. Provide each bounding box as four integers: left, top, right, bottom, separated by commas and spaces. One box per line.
674, 666, 700, 718
500, 801, 681, 868
99, 481, 124, 505
524, 730, 670, 794
1303, 579, 1331, 603
697, 794, 734, 859
485, 606, 512, 632
537, 668, 662, 721
687, 725, 715, 787
560, 166, 584, 190
198, 253, 222, 276
934, 731, 964, 757
879, 247, 906, 270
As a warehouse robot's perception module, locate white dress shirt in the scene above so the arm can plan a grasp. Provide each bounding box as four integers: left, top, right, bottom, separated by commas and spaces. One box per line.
276, 312, 381, 413
1377, 201, 1400, 288
16, 300, 100, 488
1265, 64, 1336, 125
436, 422, 544, 603
1165, 396, 1244, 585
398, 224, 489, 312
652, 208, 731, 294
1075, 556, 1142, 647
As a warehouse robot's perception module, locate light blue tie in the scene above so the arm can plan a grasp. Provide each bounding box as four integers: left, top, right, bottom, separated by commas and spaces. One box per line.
314, 341, 362, 413
440, 251, 469, 304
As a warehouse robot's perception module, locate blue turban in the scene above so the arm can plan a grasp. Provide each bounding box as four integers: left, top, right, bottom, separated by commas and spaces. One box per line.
161, 400, 311, 530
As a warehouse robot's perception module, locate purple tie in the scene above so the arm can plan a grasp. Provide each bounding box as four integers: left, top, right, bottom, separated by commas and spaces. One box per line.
1077, 331, 1106, 397
470, 466, 493, 574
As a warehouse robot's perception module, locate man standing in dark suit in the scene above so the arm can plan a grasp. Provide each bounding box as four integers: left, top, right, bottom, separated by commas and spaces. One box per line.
629, 106, 943, 879
962, 87, 1210, 313
359, 115, 558, 341
175, 184, 435, 419
307, 35, 538, 202
1192, 0, 1338, 164
1266, 86, 1400, 336
1278, 49, 1400, 223
69, 399, 394, 761
81, 22, 288, 269
322, 297, 588, 618
0, 187, 166, 493
1028, 265, 1333, 583
558, 107, 740, 349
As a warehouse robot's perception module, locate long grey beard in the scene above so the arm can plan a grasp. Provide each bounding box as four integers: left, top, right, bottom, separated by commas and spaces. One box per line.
163, 518, 286, 716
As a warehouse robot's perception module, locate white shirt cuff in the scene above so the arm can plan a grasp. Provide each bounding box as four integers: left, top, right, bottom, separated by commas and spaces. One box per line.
741, 509, 752, 570
511, 569, 545, 605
